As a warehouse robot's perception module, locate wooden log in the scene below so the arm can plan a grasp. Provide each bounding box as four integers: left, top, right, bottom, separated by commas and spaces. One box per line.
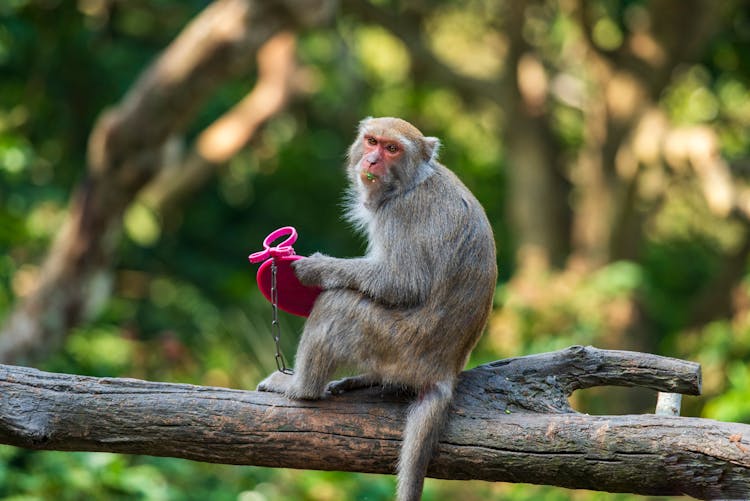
1, 346, 747, 499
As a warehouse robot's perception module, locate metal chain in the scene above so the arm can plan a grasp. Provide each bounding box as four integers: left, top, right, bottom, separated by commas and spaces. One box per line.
270, 261, 293, 374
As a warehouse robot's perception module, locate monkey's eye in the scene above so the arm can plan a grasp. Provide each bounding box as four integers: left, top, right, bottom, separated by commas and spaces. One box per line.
386, 144, 399, 153
366, 136, 377, 146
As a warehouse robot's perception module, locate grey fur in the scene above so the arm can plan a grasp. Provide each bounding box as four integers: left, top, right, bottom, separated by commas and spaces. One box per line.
257, 117, 497, 501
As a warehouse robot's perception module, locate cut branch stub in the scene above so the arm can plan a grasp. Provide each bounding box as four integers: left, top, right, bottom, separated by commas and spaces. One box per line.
454, 345, 702, 414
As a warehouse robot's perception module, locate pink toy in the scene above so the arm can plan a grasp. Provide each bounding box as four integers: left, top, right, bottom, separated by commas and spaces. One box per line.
248, 226, 321, 317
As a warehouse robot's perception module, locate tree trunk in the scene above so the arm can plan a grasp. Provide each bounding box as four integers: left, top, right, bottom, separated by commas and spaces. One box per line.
0, 0, 333, 365
503, 2, 572, 270
2, 346, 748, 499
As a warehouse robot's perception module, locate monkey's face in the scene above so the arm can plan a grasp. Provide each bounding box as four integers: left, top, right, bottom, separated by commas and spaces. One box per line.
347, 117, 440, 191
358, 133, 404, 184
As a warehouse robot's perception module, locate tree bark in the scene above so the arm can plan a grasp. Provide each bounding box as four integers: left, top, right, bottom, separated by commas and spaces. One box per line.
2, 346, 748, 499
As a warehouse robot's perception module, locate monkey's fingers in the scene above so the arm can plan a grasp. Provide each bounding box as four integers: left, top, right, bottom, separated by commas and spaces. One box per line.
290, 257, 321, 285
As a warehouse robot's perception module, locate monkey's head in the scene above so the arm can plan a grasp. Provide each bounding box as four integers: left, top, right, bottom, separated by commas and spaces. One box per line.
347, 117, 440, 192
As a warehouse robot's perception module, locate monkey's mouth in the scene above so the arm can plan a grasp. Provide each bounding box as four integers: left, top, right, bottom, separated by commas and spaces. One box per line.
361, 162, 385, 179
363, 162, 386, 177
361, 169, 380, 183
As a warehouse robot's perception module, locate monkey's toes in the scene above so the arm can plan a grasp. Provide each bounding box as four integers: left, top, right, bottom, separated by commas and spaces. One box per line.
325, 379, 347, 395
256, 381, 279, 393
326, 375, 378, 395
256, 371, 293, 394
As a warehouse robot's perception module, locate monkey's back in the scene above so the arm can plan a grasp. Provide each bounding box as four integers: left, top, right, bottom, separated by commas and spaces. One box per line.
363, 163, 497, 386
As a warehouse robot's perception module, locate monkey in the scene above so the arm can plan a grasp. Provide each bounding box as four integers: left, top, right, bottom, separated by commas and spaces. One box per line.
256, 117, 497, 501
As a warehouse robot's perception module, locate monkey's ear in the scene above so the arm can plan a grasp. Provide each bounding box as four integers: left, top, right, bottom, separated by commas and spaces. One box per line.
422, 136, 441, 162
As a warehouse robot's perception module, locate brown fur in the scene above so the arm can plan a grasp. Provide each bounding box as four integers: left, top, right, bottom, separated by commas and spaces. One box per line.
257, 117, 497, 501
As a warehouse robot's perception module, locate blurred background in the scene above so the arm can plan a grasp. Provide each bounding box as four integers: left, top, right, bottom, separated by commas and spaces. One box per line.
1, 0, 750, 499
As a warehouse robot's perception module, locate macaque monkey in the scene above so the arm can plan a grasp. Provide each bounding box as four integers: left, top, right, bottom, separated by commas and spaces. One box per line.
257, 117, 497, 501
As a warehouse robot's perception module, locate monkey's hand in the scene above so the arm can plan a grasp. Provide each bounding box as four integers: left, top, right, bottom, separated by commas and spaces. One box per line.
293, 253, 376, 294
292, 252, 339, 288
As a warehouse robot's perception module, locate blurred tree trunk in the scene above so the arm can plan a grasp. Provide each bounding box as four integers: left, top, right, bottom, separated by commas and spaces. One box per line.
493, 0, 750, 366
499, 0, 724, 272
0, 0, 333, 364
570, 0, 721, 267
502, 2, 572, 270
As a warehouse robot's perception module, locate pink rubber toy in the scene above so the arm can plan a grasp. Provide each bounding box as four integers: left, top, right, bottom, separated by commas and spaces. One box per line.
248, 226, 321, 317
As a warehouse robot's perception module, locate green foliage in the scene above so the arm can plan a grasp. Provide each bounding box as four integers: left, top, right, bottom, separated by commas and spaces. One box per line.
0, 448, 290, 501
484, 261, 644, 363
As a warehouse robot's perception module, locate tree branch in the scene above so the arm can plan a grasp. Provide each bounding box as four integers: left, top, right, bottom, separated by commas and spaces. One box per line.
2, 346, 747, 499
139, 30, 300, 215
0, 0, 333, 365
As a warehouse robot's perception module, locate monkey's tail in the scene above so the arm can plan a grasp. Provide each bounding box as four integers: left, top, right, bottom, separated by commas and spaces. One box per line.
396, 380, 454, 501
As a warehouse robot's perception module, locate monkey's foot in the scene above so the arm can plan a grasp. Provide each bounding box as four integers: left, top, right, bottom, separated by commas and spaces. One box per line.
257, 371, 324, 400
326, 374, 380, 395
256, 371, 293, 394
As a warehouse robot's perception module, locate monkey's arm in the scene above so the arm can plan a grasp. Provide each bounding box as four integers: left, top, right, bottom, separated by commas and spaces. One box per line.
292, 252, 432, 307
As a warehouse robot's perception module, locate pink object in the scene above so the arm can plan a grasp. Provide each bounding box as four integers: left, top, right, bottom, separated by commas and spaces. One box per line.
248, 226, 321, 317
